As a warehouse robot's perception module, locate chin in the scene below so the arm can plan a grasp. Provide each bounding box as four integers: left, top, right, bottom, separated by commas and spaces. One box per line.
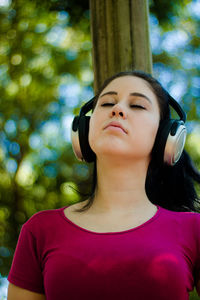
95, 149, 135, 160
94, 147, 152, 163
91, 143, 127, 155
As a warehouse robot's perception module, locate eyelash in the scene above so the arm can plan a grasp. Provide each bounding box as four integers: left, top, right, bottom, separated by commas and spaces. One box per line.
130, 105, 145, 109
101, 103, 114, 107
101, 103, 145, 109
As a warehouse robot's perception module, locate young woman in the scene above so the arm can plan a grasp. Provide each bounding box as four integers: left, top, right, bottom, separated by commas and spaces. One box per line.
7, 71, 200, 300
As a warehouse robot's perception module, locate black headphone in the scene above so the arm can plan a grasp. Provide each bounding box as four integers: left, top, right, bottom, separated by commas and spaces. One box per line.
71, 94, 187, 166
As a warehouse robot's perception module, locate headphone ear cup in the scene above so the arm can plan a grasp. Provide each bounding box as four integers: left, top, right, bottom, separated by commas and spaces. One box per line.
71, 116, 83, 161
164, 120, 187, 166
152, 120, 186, 166
71, 116, 96, 163
78, 116, 96, 162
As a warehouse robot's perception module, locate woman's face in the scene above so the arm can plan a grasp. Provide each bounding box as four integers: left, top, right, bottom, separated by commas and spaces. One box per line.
89, 76, 160, 163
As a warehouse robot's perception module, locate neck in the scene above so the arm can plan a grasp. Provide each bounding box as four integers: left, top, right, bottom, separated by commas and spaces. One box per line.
90, 156, 155, 215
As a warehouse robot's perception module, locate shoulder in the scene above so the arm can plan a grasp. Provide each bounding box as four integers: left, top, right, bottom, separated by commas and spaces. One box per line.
22, 207, 66, 234
159, 206, 200, 229
158, 207, 200, 257
160, 206, 200, 219
26, 207, 62, 223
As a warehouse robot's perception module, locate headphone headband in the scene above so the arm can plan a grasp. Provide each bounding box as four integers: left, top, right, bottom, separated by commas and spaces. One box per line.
166, 93, 186, 122
79, 97, 96, 117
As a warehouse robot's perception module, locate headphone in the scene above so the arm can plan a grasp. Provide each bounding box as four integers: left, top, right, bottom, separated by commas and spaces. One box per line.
71, 93, 187, 166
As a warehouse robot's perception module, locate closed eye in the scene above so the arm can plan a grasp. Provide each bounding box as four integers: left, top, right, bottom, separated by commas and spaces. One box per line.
101, 103, 145, 109
130, 105, 145, 109
101, 103, 114, 107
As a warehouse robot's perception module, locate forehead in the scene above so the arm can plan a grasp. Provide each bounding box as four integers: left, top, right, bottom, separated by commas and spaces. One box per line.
100, 76, 156, 99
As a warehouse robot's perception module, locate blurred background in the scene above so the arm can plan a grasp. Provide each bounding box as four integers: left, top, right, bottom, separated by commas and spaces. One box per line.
0, 0, 199, 298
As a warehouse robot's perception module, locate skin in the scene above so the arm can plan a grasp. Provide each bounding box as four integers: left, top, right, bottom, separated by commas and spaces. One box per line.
7, 283, 46, 300
63, 75, 162, 232
88, 75, 160, 216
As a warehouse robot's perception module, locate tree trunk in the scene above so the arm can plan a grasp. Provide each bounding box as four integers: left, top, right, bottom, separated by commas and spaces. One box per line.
90, 0, 152, 93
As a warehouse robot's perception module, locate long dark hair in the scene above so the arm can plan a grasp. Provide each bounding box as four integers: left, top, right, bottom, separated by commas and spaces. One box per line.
74, 70, 200, 213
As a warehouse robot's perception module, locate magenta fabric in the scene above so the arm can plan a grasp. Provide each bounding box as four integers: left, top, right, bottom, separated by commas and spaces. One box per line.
8, 205, 200, 300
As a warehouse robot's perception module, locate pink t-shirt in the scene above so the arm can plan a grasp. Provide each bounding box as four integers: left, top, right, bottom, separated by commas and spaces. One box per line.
8, 205, 200, 299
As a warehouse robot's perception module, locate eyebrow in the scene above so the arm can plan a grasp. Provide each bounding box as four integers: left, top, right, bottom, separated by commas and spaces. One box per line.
99, 91, 152, 104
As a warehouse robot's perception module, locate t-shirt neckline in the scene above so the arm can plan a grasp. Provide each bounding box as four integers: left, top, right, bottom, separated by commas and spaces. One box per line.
59, 204, 162, 235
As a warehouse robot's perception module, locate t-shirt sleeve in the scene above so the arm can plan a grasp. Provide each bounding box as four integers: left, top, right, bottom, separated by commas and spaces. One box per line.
194, 212, 200, 286
8, 223, 44, 294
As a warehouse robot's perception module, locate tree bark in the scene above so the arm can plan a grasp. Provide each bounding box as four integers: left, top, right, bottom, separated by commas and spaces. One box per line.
90, 0, 152, 93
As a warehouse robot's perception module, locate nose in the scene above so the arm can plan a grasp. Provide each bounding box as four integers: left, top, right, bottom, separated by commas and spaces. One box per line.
109, 104, 127, 119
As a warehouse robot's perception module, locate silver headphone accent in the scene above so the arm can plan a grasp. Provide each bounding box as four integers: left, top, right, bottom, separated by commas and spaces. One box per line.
164, 124, 187, 165
71, 129, 83, 161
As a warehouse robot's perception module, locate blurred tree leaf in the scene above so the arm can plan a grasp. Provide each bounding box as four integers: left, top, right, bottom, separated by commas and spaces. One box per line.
0, 0, 93, 276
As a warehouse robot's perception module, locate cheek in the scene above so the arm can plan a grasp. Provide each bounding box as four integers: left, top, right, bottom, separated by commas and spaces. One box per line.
139, 115, 159, 145
150, 116, 159, 134
148, 118, 160, 147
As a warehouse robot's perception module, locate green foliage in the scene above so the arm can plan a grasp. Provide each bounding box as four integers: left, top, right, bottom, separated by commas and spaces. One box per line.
151, 2, 200, 122
190, 288, 200, 299
0, 0, 93, 276
150, 0, 193, 27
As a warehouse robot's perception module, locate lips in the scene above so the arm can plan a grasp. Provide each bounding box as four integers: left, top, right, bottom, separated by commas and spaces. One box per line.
104, 121, 127, 134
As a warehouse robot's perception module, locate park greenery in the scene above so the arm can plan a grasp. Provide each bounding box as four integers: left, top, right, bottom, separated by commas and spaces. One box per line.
0, 0, 199, 297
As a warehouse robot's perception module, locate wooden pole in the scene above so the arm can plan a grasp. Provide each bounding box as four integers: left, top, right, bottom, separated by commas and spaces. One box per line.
90, 0, 152, 93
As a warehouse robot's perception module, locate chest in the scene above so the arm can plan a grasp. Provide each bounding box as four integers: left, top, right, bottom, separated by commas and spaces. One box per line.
63, 206, 157, 233
41, 228, 195, 300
